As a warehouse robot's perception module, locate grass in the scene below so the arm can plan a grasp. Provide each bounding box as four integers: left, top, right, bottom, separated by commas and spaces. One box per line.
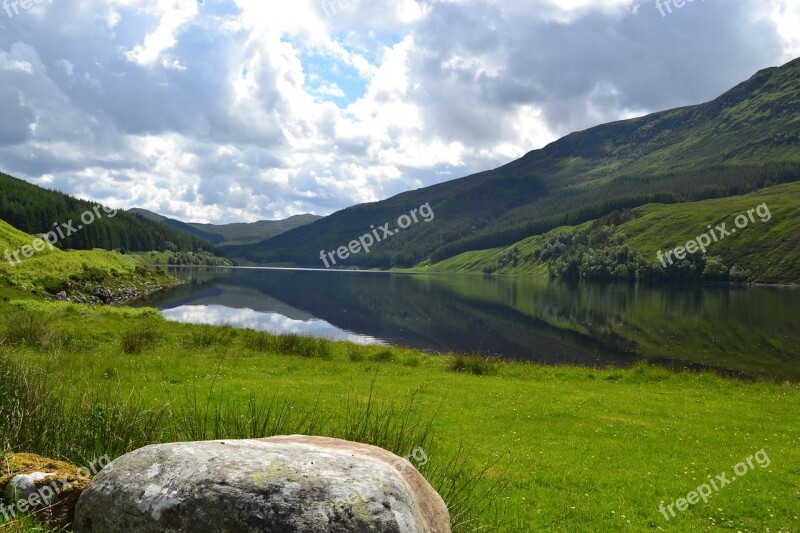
447, 354, 500, 376
0, 219, 179, 299
417, 182, 800, 284
0, 297, 799, 532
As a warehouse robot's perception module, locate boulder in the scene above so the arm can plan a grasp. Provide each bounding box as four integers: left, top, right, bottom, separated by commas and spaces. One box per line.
91, 286, 113, 304
75, 436, 451, 532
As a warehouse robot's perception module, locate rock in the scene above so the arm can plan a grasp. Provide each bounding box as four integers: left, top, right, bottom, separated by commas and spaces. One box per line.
0, 453, 92, 527
54, 291, 68, 301
91, 287, 113, 304
75, 436, 451, 533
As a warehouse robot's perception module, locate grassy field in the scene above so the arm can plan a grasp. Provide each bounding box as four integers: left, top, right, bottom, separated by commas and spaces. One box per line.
1, 294, 798, 532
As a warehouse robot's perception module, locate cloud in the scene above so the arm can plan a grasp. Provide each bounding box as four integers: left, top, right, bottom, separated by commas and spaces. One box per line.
0, 0, 796, 223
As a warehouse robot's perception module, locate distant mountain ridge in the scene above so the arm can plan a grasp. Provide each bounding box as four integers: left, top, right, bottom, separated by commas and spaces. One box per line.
129, 209, 322, 247
230, 57, 800, 268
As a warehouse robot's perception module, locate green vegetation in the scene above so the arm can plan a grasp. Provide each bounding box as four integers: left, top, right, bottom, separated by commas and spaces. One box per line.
128, 250, 234, 267
130, 208, 322, 247
421, 182, 800, 284
233, 58, 800, 268
0, 172, 217, 254
0, 219, 178, 298
0, 298, 798, 532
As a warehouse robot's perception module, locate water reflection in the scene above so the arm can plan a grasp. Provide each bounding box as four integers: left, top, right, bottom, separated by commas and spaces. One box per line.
142, 267, 800, 380
160, 304, 383, 344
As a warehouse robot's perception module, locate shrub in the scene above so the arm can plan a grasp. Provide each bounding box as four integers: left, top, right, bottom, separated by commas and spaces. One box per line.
347, 346, 366, 362
403, 356, 421, 367
70, 263, 108, 284
447, 354, 499, 376
370, 350, 395, 363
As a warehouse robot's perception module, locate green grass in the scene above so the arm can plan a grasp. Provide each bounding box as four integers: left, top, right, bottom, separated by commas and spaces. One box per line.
1, 297, 799, 532
420, 182, 800, 284
0, 219, 179, 299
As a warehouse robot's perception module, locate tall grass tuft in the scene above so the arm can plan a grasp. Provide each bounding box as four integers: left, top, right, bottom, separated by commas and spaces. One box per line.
370, 349, 395, 363
1, 309, 52, 348
423, 445, 516, 532
447, 354, 500, 376
183, 325, 234, 349
120, 323, 162, 354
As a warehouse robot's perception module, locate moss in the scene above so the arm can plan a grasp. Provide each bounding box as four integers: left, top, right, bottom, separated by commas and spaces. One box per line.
0, 453, 86, 491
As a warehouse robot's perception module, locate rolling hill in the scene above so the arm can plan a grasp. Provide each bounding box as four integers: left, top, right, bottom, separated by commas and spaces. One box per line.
0, 173, 217, 255
231, 57, 800, 269
418, 182, 800, 284
129, 209, 321, 247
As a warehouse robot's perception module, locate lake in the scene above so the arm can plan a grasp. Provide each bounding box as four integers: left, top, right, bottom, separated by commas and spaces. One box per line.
142, 267, 800, 380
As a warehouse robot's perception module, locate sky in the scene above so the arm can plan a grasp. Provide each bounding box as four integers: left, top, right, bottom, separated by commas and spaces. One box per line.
0, 0, 798, 224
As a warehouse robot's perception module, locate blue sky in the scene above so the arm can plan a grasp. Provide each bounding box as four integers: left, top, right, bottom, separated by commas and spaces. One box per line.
0, 0, 798, 223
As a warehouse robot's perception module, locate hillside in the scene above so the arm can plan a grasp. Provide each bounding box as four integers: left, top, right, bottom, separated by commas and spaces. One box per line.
0, 219, 174, 298
231, 57, 800, 268
417, 182, 800, 284
0, 173, 217, 254
130, 209, 322, 247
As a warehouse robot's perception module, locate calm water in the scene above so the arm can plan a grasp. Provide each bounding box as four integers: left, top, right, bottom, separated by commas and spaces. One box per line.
143, 267, 800, 380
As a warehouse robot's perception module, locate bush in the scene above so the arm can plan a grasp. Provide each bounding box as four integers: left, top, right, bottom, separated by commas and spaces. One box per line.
370, 350, 395, 363
70, 263, 108, 284
447, 354, 500, 376
347, 346, 366, 362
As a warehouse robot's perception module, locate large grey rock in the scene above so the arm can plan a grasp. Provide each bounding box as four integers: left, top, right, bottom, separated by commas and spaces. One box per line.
74, 436, 451, 533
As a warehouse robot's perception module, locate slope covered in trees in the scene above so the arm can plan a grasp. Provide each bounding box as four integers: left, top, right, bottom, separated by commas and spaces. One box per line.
232, 57, 800, 268
0, 172, 217, 254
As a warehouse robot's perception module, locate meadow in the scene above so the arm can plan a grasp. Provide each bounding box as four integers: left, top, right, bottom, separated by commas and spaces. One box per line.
1, 293, 798, 532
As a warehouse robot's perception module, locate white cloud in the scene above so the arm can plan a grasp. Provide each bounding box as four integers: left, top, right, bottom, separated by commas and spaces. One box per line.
0, 0, 796, 224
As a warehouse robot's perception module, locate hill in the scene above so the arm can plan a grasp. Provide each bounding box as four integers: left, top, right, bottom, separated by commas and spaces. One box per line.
0, 218, 174, 298
231, 57, 800, 268
0, 172, 217, 254
129, 209, 322, 247
417, 182, 800, 284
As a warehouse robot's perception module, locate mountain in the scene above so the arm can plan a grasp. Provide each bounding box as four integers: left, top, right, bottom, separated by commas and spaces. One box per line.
0, 172, 217, 254
231, 57, 800, 268
128, 209, 228, 244
422, 181, 800, 284
129, 209, 322, 247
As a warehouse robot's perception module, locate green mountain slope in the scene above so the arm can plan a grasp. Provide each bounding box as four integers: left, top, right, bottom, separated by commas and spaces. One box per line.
419, 182, 800, 284
130, 208, 322, 247
233, 57, 800, 268
0, 219, 171, 297
127, 208, 224, 244
0, 172, 217, 254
